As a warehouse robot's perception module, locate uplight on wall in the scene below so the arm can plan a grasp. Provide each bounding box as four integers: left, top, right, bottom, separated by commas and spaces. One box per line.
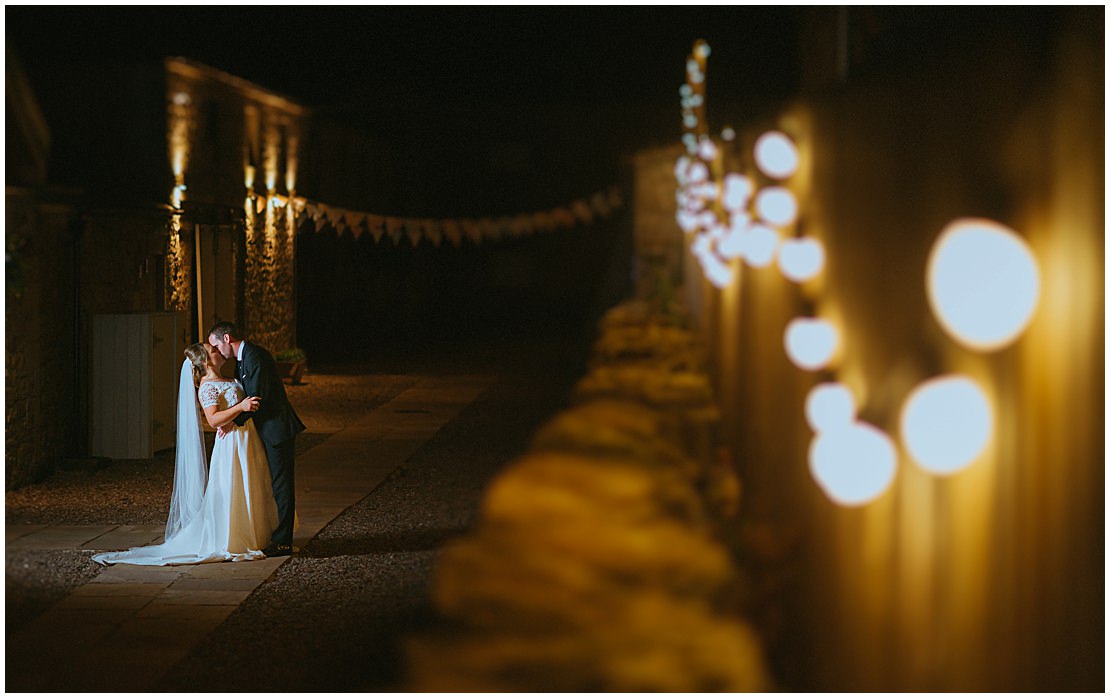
900, 374, 992, 475
805, 382, 856, 433
755, 187, 798, 227
754, 130, 799, 180
809, 421, 897, 506
784, 317, 838, 370
926, 218, 1041, 352
778, 237, 825, 282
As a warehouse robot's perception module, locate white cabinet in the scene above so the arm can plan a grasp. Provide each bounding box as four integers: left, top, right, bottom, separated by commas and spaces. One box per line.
90, 312, 181, 458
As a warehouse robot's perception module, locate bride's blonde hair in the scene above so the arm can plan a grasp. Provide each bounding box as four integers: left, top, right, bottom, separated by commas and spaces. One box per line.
184, 343, 209, 387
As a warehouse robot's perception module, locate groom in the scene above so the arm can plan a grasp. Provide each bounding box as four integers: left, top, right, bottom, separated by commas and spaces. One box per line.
208, 321, 305, 557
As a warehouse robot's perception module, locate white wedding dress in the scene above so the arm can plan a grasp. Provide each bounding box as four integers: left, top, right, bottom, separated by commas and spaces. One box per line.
93, 373, 278, 566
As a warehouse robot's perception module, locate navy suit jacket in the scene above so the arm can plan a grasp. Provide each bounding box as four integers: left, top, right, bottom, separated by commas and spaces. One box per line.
233, 342, 306, 446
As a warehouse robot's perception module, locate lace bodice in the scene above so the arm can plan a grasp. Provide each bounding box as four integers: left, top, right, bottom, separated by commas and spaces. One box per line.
198, 379, 245, 411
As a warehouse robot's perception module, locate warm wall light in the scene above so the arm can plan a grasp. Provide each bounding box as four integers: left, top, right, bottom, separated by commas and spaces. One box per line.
785, 317, 838, 370
926, 218, 1040, 351
743, 224, 779, 268
900, 374, 992, 475
805, 382, 856, 433
754, 130, 799, 179
778, 237, 825, 282
755, 187, 798, 227
809, 421, 897, 506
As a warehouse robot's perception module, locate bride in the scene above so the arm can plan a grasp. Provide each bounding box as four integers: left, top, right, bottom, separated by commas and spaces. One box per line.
93, 342, 279, 565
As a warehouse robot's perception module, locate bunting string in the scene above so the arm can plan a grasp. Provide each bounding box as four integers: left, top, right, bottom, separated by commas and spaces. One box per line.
281, 185, 624, 247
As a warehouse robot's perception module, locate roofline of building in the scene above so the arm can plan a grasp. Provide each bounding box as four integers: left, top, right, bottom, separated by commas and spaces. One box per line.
165, 57, 310, 117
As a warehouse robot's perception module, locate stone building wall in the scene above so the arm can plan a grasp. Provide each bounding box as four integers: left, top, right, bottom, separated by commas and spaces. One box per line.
166, 58, 307, 352
5, 191, 79, 488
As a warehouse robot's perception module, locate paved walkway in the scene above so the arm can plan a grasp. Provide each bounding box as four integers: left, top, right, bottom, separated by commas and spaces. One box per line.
5, 375, 490, 692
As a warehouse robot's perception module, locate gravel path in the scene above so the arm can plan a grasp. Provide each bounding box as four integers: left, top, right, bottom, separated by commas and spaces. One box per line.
6, 343, 583, 689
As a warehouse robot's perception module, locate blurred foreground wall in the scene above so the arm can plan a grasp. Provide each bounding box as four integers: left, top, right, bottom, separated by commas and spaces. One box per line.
663, 10, 1102, 691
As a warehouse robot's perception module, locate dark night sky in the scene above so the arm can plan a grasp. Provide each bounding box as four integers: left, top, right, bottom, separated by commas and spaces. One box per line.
6, 7, 801, 110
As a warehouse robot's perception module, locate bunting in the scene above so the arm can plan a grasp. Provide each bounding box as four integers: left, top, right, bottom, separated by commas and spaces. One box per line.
288, 185, 624, 246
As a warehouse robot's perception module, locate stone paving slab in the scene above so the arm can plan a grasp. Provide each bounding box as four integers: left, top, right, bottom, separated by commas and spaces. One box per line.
5, 375, 490, 693
84, 524, 166, 550
5, 523, 48, 542
6, 524, 116, 549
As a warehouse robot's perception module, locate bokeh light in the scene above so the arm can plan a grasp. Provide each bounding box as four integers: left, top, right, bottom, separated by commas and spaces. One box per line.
755, 187, 798, 227
754, 130, 800, 179
784, 317, 838, 370
926, 218, 1040, 351
743, 224, 779, 268
698, 138, 719, 162
900, 375, 992, 475
722, 174, 754, 211
778, 237, 825, 282
805, 382, 856, 433
809, 421, 898, 506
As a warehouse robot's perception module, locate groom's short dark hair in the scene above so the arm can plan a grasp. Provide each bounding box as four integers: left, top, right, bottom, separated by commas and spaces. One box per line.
207, 321, 241, 341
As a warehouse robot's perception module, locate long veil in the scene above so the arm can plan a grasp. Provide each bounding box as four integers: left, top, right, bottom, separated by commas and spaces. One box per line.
165, 359, 207, 540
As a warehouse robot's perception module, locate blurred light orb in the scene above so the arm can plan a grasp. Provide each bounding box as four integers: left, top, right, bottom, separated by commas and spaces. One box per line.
694, 42, 711, 59
722, 174, 754, 211
687, 59, 699, 75
927, 218, 1040, 351
703, 254, 734, 289
698, 138, 718, 161
778, 237, 825, 282
718, 227, 748, 261
676, 210, 698, 234
721, 127, 736, 141
689, 162, 709, 183
683, 114, 698, 129
784, 317, 838, 370
900, 375, 992, 475
743, 224, 779, 268
691, 233, 712, 259
809, 421, 897, 507
674, 156, 691, 179
754, 130, 799, 179
755, 187, 799, 227
679, 84, 692, 97
805, 382, 856, 433
172, 91, 192, 107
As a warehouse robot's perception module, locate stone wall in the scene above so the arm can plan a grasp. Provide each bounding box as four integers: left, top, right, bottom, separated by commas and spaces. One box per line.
242, 201, 296, 354
5, 191, 78, 488
166, 58, 307, 352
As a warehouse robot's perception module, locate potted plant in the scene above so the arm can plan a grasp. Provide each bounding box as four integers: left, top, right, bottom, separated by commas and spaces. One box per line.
274, 347, 307, 385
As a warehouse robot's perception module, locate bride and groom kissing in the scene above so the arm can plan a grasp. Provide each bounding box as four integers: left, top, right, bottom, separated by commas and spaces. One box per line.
93, 321, 305, 566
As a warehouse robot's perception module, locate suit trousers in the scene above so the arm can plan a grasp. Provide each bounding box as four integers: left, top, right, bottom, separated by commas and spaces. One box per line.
264, 436, 296, 546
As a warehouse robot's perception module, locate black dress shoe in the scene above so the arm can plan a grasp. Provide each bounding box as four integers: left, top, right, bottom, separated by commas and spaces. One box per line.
262, 543, 293, 557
